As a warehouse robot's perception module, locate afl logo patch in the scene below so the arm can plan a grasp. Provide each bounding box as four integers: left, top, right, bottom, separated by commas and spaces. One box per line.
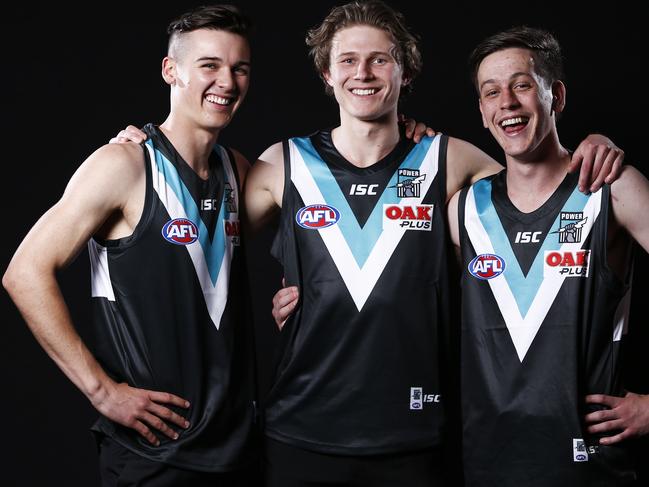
296, 205, 340, 229
468, 254, 505, 280
162, 218, 199, 245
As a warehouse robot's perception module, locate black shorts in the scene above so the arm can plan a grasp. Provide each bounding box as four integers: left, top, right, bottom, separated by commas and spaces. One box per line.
264, 437, 445, 487
98, 435, 260, 487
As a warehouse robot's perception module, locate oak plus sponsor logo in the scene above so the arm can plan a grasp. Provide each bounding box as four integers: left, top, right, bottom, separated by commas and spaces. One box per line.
544, 250, 590, 278
409, 387, 441, 410
383, 204, 433, 231
468, 253, 506, 280
296, 204, 340, 229
389, 169, 426, 198
225, 220, 240, 246
162, 218, 199, 245
551, 212, 587, 243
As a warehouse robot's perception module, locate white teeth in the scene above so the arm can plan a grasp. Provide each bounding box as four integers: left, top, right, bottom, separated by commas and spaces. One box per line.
351, 88, 377, 96
501, 116, 528, 127
205, 94, 233, 105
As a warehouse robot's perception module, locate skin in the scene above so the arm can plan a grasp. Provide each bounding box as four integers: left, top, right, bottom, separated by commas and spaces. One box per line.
446, 47, 649, 446
2, 28, 252, 446
269, 29, 624, 330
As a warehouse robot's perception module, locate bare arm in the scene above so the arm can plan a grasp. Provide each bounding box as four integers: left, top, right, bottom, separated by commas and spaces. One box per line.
243, 142, 285, 233
445, 137, 503, 202
3, 144, 189, 445
584, 165, 649, 445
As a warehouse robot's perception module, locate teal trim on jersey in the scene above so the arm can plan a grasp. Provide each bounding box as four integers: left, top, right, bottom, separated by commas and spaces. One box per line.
473, 179, 590, 317
148, 140, 227, 285
293, 136, 433, 267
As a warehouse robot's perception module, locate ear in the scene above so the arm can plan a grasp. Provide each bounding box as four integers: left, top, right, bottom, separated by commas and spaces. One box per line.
323, 69, 334, 88
551, 80, 566, 115
401, 74, 411, 87
162, 57, 176, 86
478, 98, 488, 128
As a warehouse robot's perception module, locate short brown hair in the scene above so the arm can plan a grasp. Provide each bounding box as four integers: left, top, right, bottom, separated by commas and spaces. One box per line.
167, 4, 253, 53
306, 0, 421, 96
469, 26, 564, 92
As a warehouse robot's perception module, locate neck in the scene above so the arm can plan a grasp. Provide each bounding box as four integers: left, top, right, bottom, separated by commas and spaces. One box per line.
159, 114, 220, 179
331, 110, 400, 168
505, 138, 571, 213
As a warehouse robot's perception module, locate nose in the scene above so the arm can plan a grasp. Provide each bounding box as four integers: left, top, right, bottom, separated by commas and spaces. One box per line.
500, 88, 520, 110
216, 67, 235, 91
354, 60, 373, 81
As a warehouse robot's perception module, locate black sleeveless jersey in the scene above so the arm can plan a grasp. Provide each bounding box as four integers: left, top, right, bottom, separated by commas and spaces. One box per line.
267, 130, 452, 455
459, 171, 636, 486
88, 124, 256, 472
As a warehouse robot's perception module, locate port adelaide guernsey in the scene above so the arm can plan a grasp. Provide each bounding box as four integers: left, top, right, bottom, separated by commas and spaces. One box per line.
459, 171, 636, 486
267, 130, 452, 454
87, 124, 255, 472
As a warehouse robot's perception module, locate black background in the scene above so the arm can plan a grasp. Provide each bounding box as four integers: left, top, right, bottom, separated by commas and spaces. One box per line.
1, 2, 647, 485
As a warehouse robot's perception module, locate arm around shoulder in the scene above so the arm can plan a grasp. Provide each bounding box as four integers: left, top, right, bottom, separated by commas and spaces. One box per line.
445, 137, 503, 201
243, 141, 284, 233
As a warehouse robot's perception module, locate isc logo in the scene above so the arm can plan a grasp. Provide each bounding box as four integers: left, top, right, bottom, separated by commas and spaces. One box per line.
162, 218, 199, 245
468, 254, 506, 280
349, 183, 379, 195
296, 205, 340, 229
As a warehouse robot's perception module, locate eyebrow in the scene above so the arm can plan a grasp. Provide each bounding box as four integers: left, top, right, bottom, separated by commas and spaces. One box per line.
479, 71, 531, 90
195, 56, 251, 67
335, 50, 393, 58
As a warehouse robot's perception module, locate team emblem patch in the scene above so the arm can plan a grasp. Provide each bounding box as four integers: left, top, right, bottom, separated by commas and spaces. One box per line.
544, 250, 590, 278
224, 182, 237, 214
225, 220, 240, 246
162, 218, 199, 245
551, 212, 587, 243
296, 204, 340, 229
468, 253, 506, 280
388, 169, 426, 198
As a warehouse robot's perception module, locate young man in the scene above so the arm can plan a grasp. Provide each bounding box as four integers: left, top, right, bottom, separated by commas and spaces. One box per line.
3, 5, 257, 485
446, 26, 649, 486
253, 2, 622, 486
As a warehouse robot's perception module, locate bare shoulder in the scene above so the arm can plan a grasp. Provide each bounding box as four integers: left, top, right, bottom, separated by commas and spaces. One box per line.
610, 165, 648, 200
65, 142, 145, 205
256, 141, 285, 166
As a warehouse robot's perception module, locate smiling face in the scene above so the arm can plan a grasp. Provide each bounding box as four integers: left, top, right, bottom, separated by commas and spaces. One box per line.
164, 28, 251, 133
324, 25, 407, 123
477, 47, 564, 162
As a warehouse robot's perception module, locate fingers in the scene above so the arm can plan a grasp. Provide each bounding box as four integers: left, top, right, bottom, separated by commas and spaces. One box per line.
148, 390, 190, 409
604, 149, 624, 184
573, 150, 593, 194
140, 411, 181, 441
585, 394, 622, 408
404, 118, 416, 140
272, 286, 299, 329
148, 402, 191, 430
132, 419, 160, 446
598, 430, 630, 445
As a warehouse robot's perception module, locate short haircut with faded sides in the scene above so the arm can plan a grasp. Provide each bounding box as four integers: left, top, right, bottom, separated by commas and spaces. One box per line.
167, 4, 253, 56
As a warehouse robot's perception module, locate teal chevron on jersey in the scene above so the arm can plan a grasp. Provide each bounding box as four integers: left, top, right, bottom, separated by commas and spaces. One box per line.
147, 139, 229, 284
473, 178, 590, 318
292, 136, 433, 267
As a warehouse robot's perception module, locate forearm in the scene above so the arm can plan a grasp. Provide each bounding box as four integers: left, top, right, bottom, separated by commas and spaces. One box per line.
3, 262, 113, 404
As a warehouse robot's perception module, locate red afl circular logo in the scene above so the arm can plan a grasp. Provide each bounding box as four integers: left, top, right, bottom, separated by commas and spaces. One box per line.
468, 253, 506, 280
162, 218, 199, 245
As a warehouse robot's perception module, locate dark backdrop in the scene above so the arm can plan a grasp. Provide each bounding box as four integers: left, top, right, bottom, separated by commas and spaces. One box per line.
1, 2, 647, 485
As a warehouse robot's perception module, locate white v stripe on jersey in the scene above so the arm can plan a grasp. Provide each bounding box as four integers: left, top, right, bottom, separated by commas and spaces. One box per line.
465, 187, 602, 361
290, 137, 440, 311
145, 143, 237, 330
